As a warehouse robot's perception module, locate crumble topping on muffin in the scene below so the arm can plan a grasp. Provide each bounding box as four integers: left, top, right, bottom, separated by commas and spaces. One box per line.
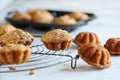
0, 29, 34, 46
41, 29, 74, 50
0, 24, 16, 36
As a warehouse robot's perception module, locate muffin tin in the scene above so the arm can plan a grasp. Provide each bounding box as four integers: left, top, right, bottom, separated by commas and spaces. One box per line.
5, 10, 95, 35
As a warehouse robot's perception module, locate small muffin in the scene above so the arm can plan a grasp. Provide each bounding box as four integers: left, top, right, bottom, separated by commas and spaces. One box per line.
41, 29, 74, 50
67, 12, 89, 21
0, 44, 31, 64
104, 38, 120, 55
53, 15, 77, 25
27, 9, 47, 16
12, 13, 32, 21
78, 44, 111, 68
74, 32, 100, 46
0, 29, 34, 46
32, 10, 54, 23
0, 24, 16, 36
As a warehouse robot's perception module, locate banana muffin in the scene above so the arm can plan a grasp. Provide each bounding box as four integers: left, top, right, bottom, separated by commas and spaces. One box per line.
0, 24, 16, 36
53, 15, 76, 25
41, 29, 74, 50
0, 29, 34, 46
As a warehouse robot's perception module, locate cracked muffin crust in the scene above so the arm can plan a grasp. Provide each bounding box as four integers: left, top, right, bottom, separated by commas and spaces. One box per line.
0, 24, 16, 36
0, 29, 34, 46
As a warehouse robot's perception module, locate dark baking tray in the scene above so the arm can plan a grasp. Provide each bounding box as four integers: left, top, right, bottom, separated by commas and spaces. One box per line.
5, 10, 96, 36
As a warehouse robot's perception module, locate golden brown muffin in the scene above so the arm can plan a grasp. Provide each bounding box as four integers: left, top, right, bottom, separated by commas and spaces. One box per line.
32, 10, 54, 23
53, 15, 77, 25
41, 29, 74, 50
74, 32, 100, 46
0, 24, 16, 36
0, 29, 34, 46
27, 9, 47, 16
104, 38, 120, 55
67, 12, 89, 21
12, 13, 32, 21
78, 44, 111, 68
0, 44, 31, 64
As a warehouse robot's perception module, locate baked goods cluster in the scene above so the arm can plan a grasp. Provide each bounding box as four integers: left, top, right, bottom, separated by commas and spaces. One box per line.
11, 9, 89, 25
41, 30, 120, 69
0, 24, 117, 70
0, 24, 34, 65
73, 32, 111, 68
73, 31, 120, 69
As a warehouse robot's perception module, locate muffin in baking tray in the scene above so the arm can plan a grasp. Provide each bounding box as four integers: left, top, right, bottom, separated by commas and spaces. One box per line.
104, 38, 120, 55
32, 10, 54, 23
67, 12, 89, 21
74, 32, 100, 46
0, 44, 32, 64
41, 29, 74, 50
0, 29, 34, 46
0, 24, 16, 36
78, 43, 111, 68
27, 9, 47, 16
12, 12, 32, 21
53, 15, 77, 25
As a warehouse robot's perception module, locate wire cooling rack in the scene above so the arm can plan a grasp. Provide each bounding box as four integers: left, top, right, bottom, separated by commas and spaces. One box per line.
0, 44, 79, 73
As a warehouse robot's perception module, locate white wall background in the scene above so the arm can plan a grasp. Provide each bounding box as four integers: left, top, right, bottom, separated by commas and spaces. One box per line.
0, 0, 15, 10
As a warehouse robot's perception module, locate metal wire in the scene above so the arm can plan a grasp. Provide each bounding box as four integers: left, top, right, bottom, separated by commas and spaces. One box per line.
0, 44, 78, 73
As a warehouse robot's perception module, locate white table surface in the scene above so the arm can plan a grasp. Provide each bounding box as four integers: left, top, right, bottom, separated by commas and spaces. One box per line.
0, 0, 120, 80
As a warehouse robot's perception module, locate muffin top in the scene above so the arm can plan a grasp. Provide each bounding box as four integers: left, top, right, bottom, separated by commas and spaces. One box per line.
27, 9, 48, 16
0, 44, 30, 53
53, 15, 76, 25
32, 10, 54, 23
0, 24, 16, 36
41, 29, 74, 42
0, 29, 34, 46
67, 12, 89, 21
12, 13, 32, 21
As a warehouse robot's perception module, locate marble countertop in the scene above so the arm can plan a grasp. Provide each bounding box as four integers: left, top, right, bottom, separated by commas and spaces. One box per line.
0, 0, 120, 80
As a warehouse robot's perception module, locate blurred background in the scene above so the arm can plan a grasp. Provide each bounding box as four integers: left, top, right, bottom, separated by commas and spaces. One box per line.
0, 0, 120, 43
